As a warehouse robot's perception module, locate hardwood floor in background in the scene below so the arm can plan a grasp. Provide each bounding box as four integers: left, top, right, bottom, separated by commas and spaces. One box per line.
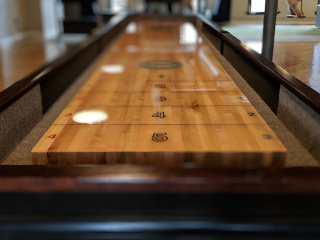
273, 42, 320, 93
223, 23, 320, 94
0, 33, 78, 92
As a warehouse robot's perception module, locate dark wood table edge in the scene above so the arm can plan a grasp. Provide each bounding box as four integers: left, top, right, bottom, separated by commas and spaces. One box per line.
0, 12, 131, 114
194, 13, 320, 114
1, 165, 320, 193
220, 31, 320, 115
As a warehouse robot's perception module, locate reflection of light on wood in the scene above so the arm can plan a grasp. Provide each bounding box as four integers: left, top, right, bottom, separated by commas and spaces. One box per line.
245, 41, 262, 54
180, 23, 198, 44
101, 65, 124, 74
151, 87, 161, 114
72, 110, 108, 124
170, 89, 218, 92
199, 48, 219, 76
126, 22, 138, 33
126, 45, 140, 53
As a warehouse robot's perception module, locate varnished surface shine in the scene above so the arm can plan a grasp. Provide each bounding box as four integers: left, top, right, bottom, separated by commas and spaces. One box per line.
32, 19, 286, 167
0, 33, 68, 92
2, 166, 320, 193
223, 24, 320, 94
274, 42, 320, 93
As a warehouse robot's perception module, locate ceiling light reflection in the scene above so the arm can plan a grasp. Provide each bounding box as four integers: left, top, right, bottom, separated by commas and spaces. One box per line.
72, 109, 108, 124
126, 22, 137, 33
199, 49, 219, 76
170, 88, 217, 92
241, 41, 262, 54
180, 23, 198, 44
126, 45, 140, 53
101, 65, 124, 74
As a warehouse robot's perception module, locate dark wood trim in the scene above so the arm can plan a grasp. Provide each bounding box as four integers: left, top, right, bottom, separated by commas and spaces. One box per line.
196, 14, 225, 33
41, 13, 132, 112
63, 20, 97, 34
63, 14, 114, 34
2, 165, 320, 193
222, 33, 281, 113
221, 33, 320, 114
0, 69, 43, 113
0, 13, 130, 114
196, 14, 227, 53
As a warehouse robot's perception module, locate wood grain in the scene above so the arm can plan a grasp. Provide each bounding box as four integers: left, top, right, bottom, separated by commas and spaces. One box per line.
32, 19, 286, 167
274, 42, 320, 93
0, 33, 68, 92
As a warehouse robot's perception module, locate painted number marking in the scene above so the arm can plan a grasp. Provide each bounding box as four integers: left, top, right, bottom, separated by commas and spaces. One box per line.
65, 113, 73, 117
159, 96, 166, 102
47, 134, 57, 139
159, 74, 164, 78
262, 134, 273, 140
237, 96, 248, 101
155, 84, 166, 88
140, 60, 182, 69
152, 112, 166, 118
152, 133, 168, 142
248, 112, 256, 117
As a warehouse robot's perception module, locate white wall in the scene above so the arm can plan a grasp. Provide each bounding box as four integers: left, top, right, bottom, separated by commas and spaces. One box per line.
0, 0, 61, 41
40, 0, 60, 39
0, 0, 20, 40
18, 0, 42, 31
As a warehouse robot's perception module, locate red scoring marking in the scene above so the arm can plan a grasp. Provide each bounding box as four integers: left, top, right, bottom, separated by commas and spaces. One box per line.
47, 134, 57, 139
65, 113, 73, 117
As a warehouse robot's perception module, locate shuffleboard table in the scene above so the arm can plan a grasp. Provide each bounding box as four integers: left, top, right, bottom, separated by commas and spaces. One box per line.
31, 19, 286, 167
1, 13, 320, 239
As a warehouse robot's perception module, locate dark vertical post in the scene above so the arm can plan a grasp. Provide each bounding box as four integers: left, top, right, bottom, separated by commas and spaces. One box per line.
262, 0, 278, 60
316, 1, 320, 28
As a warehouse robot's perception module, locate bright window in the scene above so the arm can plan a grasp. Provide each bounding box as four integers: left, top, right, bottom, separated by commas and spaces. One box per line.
248, 0, 266, 14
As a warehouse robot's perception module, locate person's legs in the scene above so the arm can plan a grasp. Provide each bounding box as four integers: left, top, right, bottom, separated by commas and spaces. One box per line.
287, 0, 303, 16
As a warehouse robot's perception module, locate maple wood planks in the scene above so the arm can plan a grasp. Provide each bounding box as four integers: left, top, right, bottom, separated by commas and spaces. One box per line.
33, 124, 284, 166
32, 19, 286, 167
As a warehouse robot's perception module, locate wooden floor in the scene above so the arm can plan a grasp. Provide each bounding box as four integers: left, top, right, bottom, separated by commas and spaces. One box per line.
0, 33, 70, 92
31, 19, 286, 167
274, 42, 320, 93
223, 23, 320, 93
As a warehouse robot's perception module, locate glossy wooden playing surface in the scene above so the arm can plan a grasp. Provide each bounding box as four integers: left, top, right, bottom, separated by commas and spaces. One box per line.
32, 19, 286, 167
